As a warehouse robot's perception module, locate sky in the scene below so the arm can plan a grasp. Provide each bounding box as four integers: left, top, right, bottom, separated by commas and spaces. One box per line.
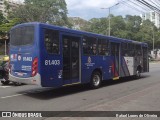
14, 0, 140, 20
65, 0, 141, 20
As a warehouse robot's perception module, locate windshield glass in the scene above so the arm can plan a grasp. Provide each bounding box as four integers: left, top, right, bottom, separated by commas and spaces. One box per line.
10, 26, 34, 46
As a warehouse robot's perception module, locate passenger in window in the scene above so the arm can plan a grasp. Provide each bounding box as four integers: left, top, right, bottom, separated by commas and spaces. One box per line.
105, 51, 109, 56
52, 43, 58, 54
92, 44, 97, 55
99, 48, 104, 55
137, 51, 141, 56
98, 44, 101, 54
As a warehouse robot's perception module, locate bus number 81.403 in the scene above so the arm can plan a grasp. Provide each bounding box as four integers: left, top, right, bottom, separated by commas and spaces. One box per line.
45, 60, 60, 66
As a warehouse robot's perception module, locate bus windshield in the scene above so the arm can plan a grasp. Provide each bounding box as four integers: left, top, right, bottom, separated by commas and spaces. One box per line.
10, 26, 34, 46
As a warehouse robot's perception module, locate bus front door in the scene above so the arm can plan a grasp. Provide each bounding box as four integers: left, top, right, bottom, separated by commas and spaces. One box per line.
62, 35, 81, 85
110, 42, 120, 79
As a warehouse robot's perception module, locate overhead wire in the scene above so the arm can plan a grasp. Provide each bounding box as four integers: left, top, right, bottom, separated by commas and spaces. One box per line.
118, 0, 160, 14
135, 0, 160, 13
148, 0, 160, 8
130, 0, 151, 11
118, 0, 147, 13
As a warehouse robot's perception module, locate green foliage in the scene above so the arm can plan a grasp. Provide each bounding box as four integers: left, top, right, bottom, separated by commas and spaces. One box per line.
0, 18, 20, 37
110, 16, 126, 36
10, 0, 70, 26
0, 18, 20, 31
0, 13, 6, 25
82, 15, 159, 50
88, 17, 109, 35
68, 17, 88, 30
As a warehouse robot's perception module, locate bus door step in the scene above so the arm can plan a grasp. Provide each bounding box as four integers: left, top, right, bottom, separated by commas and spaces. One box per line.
113, 77, 120, 80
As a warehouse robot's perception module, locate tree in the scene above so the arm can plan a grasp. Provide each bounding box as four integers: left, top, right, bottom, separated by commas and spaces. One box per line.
79, 15, 159, 50
68, 17, 88, 30
87, 15, 126, 36
110, 15, 126, 36
11, 0, 70, 26
0, 12, 6, 25
0, 18, 20, 39
88, 18, 108, 35
0, 13, 7, 39
138, 20, 157, 49
125, 15, 142, 32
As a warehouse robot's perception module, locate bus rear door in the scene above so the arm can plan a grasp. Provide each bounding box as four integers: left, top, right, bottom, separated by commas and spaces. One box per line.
40, 29, 62, 87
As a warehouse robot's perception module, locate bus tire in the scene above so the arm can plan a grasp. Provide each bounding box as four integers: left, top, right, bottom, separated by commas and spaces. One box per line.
90, 71, 102, 89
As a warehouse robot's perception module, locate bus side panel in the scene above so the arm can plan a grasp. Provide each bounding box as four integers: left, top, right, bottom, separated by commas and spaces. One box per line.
120, 56, 131, 77
40, 55, 63, 87
81, 56, 113, 84
98, 56, 113, 80
93, 56, 113, 80
39, 26, 63, 87
81, 56, 109, 84
81, 56, 97, 84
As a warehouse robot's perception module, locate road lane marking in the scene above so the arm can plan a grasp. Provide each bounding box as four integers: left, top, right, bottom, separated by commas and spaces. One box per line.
0, 86, 11, 88
1, 93, 27, 99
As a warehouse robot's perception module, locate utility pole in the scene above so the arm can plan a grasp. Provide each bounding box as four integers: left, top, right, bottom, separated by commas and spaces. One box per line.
101, 3, 119, 36
108, 8, 111, 36
5, 40, 6, 55
152, 27, 155, 52
152, 27, 155, 58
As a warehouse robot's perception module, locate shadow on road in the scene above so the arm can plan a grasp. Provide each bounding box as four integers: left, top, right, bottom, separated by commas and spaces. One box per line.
101, 74, 150, 88
17, 75, 150, 100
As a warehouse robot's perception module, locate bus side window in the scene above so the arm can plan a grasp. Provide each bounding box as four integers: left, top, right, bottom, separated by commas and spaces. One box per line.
98, 38, 109, 56
83, 36, 97, 55
135, 44, 142, 56
44, 29, 59, 54
122, 43, 128, 56
126, 43, 135, 57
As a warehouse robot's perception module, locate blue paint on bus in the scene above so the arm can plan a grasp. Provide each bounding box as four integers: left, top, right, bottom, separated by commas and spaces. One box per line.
9, 22, 149, 88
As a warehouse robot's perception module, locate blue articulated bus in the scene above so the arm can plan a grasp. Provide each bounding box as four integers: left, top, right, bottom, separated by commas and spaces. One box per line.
9, 22, 149, 88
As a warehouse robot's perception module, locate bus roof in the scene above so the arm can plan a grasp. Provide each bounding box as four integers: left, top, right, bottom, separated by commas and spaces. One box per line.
11, 22, 148, 47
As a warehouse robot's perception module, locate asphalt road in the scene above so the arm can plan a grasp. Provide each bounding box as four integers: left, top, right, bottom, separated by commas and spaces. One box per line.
0, 62, 160, 120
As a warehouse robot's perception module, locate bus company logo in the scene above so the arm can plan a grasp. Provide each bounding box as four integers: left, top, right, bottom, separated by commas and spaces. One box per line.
88, 57, 92, 64
85, 57, 95, 67
10, 54, 17, 61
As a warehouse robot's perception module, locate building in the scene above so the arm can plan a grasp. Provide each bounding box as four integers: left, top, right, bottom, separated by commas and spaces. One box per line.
141, 11, 160, 28
0, 0, 21, 17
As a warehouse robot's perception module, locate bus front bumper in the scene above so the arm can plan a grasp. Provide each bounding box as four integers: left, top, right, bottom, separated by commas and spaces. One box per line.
9, 73, 41, 86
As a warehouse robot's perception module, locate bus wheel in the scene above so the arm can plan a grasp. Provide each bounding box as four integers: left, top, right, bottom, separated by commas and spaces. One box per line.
90, 71, 102, 89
